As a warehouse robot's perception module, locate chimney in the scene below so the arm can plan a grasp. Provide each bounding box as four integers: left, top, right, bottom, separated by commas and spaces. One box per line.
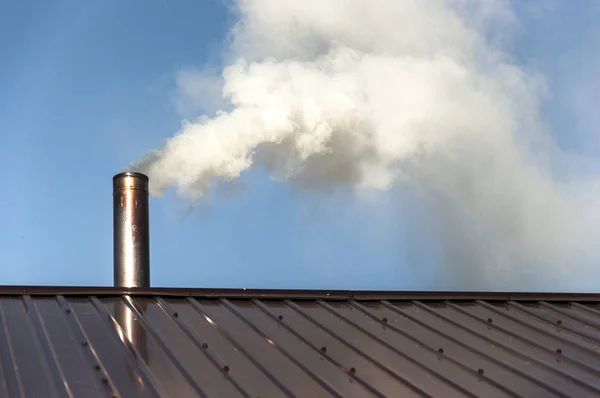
113, 172, 150, 288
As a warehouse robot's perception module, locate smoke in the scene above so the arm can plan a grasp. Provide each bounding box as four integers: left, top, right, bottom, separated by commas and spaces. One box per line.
134, 0, 600, 290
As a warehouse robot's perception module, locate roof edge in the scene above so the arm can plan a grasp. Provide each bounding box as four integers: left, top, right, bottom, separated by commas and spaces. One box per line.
0, 285, 599, 301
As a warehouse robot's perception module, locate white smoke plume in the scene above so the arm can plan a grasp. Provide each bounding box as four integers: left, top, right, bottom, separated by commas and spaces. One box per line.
134, 0, 600, 290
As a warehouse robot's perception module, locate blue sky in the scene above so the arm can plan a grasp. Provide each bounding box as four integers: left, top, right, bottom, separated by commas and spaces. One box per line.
0, 1, 598, 291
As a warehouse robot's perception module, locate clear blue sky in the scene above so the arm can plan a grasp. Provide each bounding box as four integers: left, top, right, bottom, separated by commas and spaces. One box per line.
0, 1, 598, 291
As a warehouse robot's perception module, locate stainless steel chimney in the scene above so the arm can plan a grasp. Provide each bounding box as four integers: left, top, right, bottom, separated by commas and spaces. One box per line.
113, 172, 150, 288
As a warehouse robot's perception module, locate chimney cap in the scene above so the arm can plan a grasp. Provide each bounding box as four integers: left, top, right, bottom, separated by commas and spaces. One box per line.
113, 171, 149, 192
113, 171, 148, 181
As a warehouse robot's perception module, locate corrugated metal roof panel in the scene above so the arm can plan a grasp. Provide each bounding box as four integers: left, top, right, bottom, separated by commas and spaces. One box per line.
1, 294, 600, 397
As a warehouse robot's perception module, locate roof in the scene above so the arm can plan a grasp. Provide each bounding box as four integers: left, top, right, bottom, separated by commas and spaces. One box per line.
1, 287, 600, 397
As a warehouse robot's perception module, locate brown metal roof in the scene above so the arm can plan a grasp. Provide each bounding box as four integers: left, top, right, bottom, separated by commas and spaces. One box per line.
1, 288, 600, 397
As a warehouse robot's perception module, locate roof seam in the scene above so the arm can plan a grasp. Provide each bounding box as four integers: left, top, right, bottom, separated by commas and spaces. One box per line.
540, 302, 600, 332
55, 295, 115, 397
153, 297, 250, 397
0, 300, 22, 396
286, 300, 430, 397
571, 302, 600, 318
22, 295, 70, 398
88, 296, 165, 398
319, 300, 482, 398
375, 300, 566, 397
120, 296, 207, 398
354, 300, 549, 397
250, 299, 386, 398
481, 301, 600, 373
187, 297, 295, 398
506, 301, 600, 347
221, 298, 342, 397
441, 301, 600, 393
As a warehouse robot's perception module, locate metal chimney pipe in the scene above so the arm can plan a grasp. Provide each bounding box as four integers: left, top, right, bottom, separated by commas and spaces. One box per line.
113, 172, 150, 288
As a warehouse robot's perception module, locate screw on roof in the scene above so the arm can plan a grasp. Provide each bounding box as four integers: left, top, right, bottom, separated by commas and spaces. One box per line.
477, 368, 484, 375
438, 348, 444, 354
487, 318, 493, 323
202, 343, 208, 348
320, 346, 327, 353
